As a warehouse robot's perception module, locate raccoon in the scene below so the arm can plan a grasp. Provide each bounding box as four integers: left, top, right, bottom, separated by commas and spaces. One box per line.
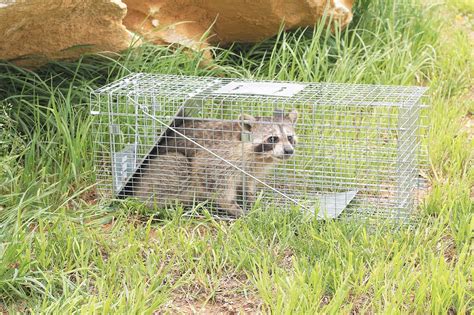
134, 110, 298, 216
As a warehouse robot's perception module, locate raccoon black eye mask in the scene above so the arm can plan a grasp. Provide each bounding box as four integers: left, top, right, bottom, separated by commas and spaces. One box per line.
287, 135, 295, 145
254, 142, 277, 153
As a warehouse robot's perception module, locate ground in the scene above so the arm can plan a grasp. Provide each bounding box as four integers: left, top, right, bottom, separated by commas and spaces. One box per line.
0, 0, 473, 313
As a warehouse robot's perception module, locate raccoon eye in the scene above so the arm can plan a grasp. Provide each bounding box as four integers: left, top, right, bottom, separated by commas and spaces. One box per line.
267, 136, 279, 144
287, 136, 294, 143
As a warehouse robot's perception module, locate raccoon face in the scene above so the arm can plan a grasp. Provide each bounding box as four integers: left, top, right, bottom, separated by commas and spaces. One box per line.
239, 110, 298, 161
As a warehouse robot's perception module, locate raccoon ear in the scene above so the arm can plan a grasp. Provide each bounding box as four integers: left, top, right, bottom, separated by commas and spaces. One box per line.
238, 114, 256, 132
287, 110, 298, 125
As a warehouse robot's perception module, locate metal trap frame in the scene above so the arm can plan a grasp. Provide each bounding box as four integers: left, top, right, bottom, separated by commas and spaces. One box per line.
91, 73, 428, 222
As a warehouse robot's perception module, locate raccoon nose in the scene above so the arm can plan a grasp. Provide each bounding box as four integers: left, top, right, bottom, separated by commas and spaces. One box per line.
284, 147, 294, 155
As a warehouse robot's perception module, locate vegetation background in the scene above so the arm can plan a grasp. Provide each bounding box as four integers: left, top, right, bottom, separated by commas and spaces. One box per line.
0, 0, 472, 313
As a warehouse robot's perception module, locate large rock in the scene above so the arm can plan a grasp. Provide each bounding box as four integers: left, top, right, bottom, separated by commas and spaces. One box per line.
0, 0, 354, 66
123, 0, 354, 47
0, 0, 133, 67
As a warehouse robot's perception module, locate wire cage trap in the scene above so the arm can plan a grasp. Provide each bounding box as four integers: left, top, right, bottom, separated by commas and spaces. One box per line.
91, 73, 428, 222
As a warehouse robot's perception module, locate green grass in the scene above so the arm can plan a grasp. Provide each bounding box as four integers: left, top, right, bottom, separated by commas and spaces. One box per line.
1, 0, 473, 313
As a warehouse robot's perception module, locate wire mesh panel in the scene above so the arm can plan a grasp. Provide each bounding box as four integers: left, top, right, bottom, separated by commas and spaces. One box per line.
91, 73, 428, 222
